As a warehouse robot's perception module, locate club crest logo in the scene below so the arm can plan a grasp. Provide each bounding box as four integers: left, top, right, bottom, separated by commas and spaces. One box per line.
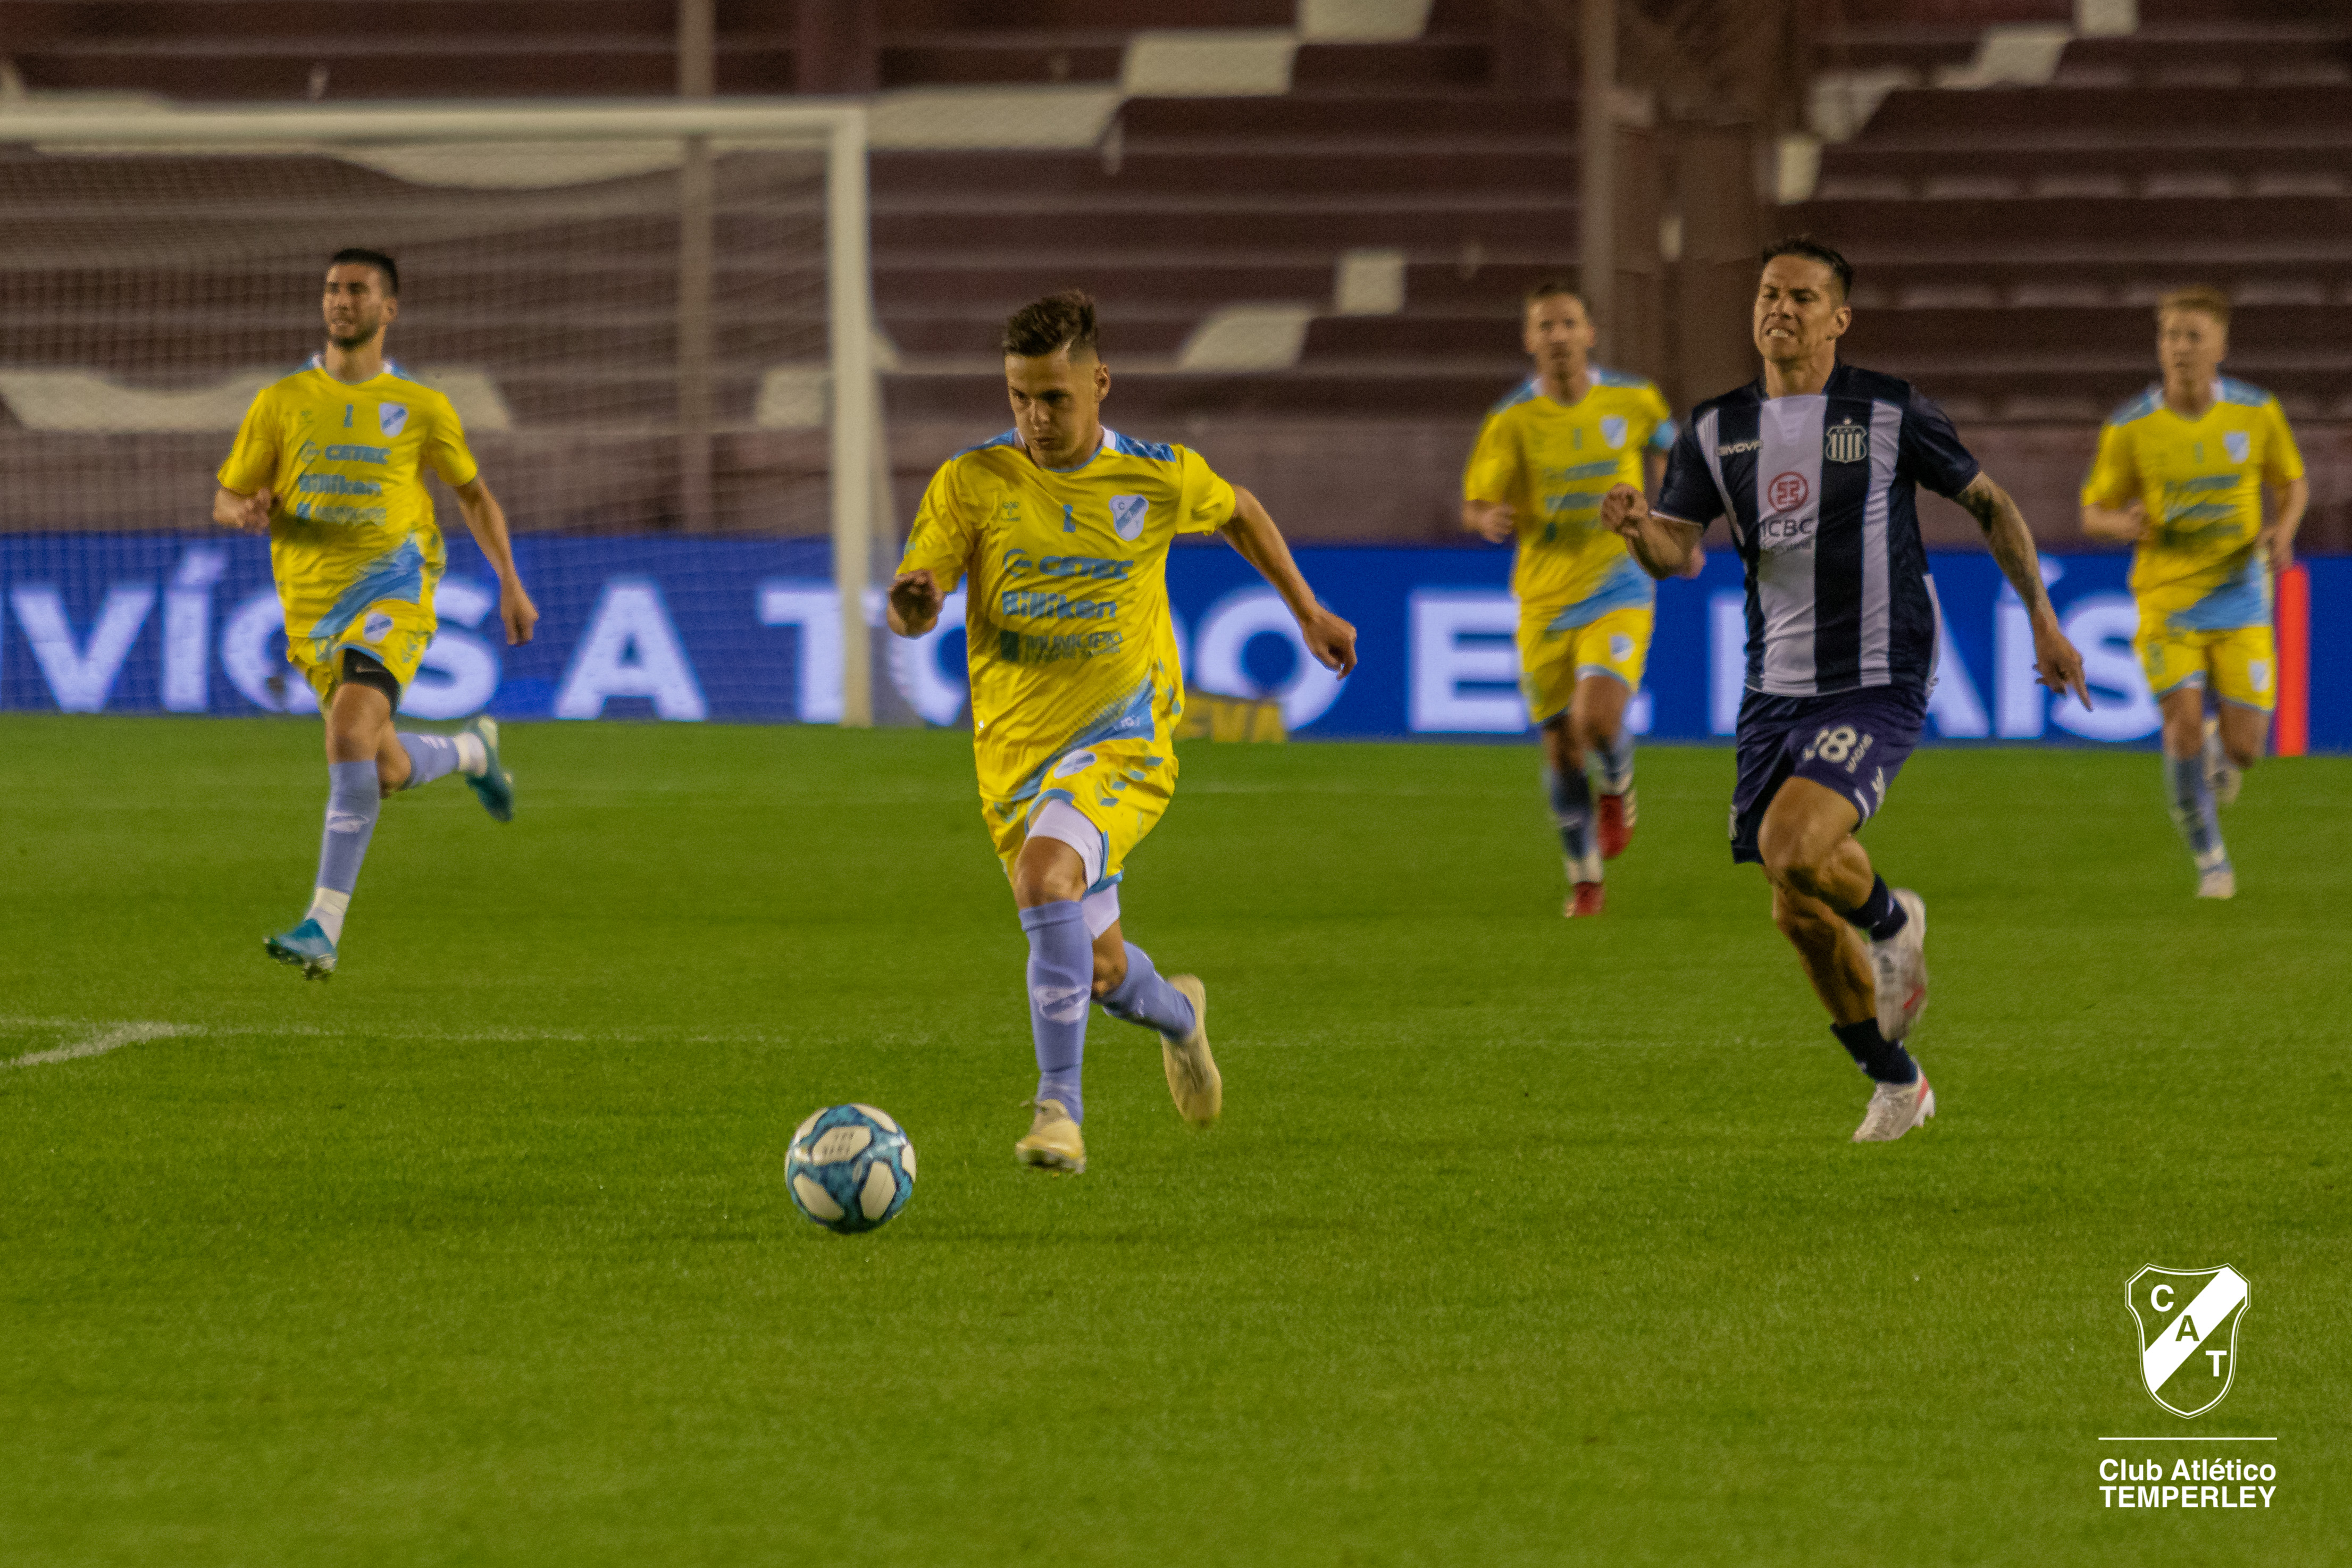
1824, 422, 1869, 464
2224, 431, 2250, 464
378, 403, 409, 438
2126, 1264, 2248, 1418
1109, 493, 1149, 542
1601, 416, 1628, 449
363, 610, 395, 643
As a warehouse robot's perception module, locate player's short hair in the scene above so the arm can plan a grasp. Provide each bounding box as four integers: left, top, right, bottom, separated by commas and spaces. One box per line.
1760, 236, 1853, 300
1523, 280, 1590, 315
1001, 289, 1099, 359
329, 247, 399, 296
2157, 286, 2230, 328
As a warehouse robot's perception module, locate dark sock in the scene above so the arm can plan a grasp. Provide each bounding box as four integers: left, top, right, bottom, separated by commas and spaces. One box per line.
1846, 875, 1907, 942
1832, 1018, 1919, 1085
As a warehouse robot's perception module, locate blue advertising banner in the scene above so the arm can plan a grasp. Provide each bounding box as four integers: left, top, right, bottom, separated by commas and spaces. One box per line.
0, 533, 2341, 751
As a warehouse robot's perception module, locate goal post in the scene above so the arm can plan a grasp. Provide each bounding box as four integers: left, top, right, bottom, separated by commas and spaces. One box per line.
0, 98, 886, 726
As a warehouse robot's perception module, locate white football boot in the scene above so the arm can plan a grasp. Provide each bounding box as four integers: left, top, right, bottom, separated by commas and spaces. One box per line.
2197, 865, 2237, 900
1853, 1067, 1937, 1143
1865, 888, 1929, 1042
1159, 975, 1221, 1127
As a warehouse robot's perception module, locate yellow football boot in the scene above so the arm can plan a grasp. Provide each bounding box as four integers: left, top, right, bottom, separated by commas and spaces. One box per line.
1015, 1098, 1086, 1173
1160, 975, 1221, 1127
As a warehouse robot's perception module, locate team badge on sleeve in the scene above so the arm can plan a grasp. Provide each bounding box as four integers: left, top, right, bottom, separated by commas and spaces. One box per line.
1109, 493, 1149, 541
2125, 1264, 2248, 1417
379, 403, 409, 438
2224, 431, 2250, 464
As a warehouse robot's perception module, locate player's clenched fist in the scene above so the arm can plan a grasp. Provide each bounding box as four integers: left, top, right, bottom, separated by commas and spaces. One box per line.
887, 567, 943, 637
1600, 481, 1648, 541
217, 486, 274, 534
1298, 605, 1358, 676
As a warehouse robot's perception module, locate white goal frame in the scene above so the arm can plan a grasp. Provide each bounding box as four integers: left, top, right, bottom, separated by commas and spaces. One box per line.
0, 99, 885, 726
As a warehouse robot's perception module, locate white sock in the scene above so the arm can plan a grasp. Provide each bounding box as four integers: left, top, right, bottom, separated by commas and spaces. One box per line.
454, 732, 489, 777
305, 886, 351, 944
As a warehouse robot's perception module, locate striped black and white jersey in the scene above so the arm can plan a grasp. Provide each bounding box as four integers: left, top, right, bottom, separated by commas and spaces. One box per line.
1655, 363, 1980, 699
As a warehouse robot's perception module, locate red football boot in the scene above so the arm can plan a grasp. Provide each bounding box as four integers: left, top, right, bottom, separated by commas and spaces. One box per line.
1596, 786, 1637, 860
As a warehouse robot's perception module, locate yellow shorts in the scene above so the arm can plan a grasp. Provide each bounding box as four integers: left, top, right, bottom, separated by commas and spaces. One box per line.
1519, 605, 1652, 725
2136, 618, 2275, 712
284, 578, 439, 703
984, 735, 1179, 893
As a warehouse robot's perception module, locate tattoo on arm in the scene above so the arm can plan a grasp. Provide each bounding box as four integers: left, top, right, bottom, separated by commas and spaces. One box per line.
1961, 474, 2053, 617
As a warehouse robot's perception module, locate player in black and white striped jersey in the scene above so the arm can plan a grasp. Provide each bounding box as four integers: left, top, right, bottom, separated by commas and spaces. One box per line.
1603, 238, 2090, 1143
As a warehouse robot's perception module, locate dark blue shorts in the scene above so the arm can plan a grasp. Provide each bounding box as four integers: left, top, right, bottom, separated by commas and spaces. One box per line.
1730, 685, 1928, 865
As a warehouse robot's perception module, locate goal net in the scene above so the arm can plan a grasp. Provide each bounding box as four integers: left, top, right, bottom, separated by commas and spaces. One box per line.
0, 102, 887, 725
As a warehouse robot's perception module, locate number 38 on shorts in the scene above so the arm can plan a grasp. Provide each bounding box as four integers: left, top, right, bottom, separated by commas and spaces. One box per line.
1800, 724, 1877, 773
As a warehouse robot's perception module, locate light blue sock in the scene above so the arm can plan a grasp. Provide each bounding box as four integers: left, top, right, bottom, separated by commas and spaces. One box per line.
1595, 728, 1636, 795
2165, 755, 2228, 871
398, 733, 460, 789
1101, 942, 1196, 1038
1545, 762, 1595, 866
1019, 901, 1092, 1123
302, 760, 380, 942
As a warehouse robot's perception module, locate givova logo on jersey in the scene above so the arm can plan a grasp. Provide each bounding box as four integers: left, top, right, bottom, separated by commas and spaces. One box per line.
2127, 1264, 2248, 1417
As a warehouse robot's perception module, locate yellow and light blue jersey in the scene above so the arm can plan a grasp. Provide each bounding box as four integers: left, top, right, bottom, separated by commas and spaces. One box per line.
217, 357, 478, 642
1463, 367, 1675, 631
2080, 377, 2304, 632
898, 428, 1235, 802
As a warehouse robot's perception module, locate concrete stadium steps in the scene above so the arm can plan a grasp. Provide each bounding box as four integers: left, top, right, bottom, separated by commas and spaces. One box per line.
882, 363, 1524, 426
2054, 28, 2352, 88
1859, 80, 2352, 140
6, 1, 798, 99
872, 144, 1577, 198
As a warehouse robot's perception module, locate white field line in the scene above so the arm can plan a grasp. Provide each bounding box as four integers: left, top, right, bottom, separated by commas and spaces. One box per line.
5, 1021, 200, 1068
0, 1017, 813, 1068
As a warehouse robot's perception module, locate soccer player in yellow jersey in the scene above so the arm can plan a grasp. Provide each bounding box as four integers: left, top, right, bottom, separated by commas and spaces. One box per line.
213, 248, 539, 977
1462, 283, 1685, 916
887, 291, 1357, 1173
2080, 286, 2307, 899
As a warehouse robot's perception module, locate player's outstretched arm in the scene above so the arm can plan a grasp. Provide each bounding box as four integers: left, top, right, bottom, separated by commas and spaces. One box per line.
1601, 482, 1701, 579
886, 568, 944, 638
212, 485, 272, 534
2261, 475, 2309, 574
451, 477, 538, 646
1221, 487, 1357, 675
1958, 472, 2090, 708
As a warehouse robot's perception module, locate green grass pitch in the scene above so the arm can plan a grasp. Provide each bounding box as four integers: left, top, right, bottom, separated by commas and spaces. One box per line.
2, 715, 2344, 1565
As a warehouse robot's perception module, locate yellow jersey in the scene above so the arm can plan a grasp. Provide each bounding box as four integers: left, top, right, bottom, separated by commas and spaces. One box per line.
216, 357, 478, 619
1462, 369, 1674, 625
2080, 378, 2304, 630
899, 429, 1235, 801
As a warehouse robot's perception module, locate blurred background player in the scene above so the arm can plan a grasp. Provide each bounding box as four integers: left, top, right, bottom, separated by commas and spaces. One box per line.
1606, 239, 2088, 1143
886, 290, 1357, 1174
213, 248, 538, 978
1461, 283, 1688, 917
2079, 287, 2307, 900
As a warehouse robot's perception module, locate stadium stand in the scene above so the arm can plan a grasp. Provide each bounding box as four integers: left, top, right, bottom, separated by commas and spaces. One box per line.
0, 0, 2342, 546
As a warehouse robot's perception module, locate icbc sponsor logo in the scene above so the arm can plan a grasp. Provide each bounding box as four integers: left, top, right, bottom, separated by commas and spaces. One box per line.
1768, 471, 1810, 512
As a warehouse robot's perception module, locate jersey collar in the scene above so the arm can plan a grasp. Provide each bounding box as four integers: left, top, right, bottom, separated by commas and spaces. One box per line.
1035, 429, 1109, 473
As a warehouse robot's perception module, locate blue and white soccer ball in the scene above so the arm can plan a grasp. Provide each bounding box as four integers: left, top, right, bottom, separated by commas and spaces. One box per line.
786, 1104, 916, 1234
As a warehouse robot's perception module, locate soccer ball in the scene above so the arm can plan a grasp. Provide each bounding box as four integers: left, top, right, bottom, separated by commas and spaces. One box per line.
786, 1104, 916, 1234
